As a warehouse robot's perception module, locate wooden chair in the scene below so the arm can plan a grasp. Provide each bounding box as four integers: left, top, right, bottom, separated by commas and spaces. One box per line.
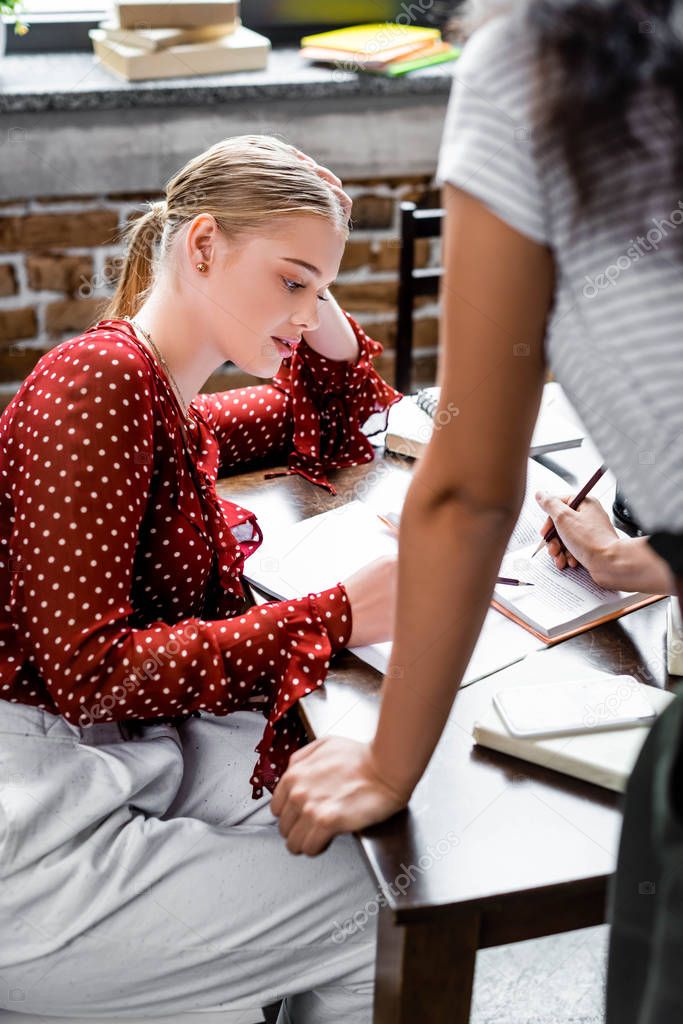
394, 200, 444, 394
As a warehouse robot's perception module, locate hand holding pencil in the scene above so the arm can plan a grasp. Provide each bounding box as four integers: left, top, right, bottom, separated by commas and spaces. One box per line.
531, 464, 607, 559
533, 465, 623, 575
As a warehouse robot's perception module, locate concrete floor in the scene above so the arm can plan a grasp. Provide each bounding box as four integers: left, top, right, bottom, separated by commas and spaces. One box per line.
471, 925, 608, 1024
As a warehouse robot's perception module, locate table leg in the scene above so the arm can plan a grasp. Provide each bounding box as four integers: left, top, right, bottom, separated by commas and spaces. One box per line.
373, 904, 480, 1024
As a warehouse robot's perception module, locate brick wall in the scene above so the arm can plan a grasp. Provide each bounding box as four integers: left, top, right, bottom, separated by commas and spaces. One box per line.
0, 175, 442, 411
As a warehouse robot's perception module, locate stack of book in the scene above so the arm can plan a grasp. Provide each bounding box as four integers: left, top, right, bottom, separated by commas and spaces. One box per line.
299, 23, 460, 77
90, 0, 270, 82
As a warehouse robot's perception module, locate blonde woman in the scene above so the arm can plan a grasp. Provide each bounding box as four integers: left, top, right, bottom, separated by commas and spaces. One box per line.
0, 136, 402, 1022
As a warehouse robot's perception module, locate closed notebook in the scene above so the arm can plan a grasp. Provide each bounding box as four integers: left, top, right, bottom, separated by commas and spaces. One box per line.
473, 674, 676, 792
386, 385, 584, 460
89, 24, 270, 81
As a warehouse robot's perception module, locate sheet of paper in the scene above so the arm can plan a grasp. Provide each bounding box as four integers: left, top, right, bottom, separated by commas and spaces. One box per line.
359, 457, 568, 554
245, 501, 543, 686
506, 459, 571, 552
498, 542, 632, 633
353, 607, 541, 686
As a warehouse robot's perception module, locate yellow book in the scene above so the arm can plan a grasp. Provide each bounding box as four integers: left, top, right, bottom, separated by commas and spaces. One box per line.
300, 23, 440, 57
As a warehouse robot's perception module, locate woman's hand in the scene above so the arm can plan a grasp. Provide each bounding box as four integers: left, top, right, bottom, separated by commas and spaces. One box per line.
535, 491, 620, 582
270, 736, 408, 855
536, 490, 676, 594
290, 146, 353, 222
342, 554, 397, 648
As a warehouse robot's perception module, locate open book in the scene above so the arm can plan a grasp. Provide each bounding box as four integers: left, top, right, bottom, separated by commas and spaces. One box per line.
386, 383, 584, 460
478, 455, 662, 642
494, 542, 661, 644
244, 498, 543, 687
244, 455, 661, 672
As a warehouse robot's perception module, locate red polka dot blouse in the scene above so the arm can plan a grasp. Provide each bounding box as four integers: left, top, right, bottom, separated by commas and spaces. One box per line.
0, 311, 402, 799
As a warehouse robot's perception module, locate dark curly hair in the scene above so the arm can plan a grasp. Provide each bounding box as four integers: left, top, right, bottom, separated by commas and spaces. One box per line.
529, 0, 683, 208
446, 1, 683, 211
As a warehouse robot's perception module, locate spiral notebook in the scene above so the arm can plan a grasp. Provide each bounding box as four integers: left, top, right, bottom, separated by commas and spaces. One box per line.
386, 386, 584, 459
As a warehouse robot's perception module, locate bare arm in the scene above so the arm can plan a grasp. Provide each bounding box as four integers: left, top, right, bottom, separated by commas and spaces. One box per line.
369, 184, 555, 800
302, 289, 360, 362
269, 186, 556, 855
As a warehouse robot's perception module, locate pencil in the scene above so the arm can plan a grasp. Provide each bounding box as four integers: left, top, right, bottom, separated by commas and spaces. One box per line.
376, 513, 534, 587
531, 463, 608, 558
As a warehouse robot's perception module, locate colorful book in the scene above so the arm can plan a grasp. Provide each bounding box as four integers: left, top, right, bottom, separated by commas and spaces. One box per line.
301, 42, 427, 67
300, 23, 441, 57
364, 43, 460, 77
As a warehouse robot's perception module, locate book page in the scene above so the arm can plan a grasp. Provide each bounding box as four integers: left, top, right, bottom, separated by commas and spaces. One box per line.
245, 501, 543, 685
498, 543, 633, 634
246, 500, 398, 597
506, 460, 571, 552
353, 607, 542, 686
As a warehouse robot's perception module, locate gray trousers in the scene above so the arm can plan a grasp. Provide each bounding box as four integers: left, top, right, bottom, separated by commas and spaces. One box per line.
0, 699, 378, 1023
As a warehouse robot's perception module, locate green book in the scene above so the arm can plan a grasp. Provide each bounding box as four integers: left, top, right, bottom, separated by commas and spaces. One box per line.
365, 45, 460, 77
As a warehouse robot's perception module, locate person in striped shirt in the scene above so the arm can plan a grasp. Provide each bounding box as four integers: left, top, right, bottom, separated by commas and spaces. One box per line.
273, 3, 683, 1020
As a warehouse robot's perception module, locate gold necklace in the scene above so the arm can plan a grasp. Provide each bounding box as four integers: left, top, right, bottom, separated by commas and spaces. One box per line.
124, 315, 191, 422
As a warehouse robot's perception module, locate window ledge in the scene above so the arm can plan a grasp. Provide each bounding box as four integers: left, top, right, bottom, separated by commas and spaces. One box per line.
0, 45, 456, 115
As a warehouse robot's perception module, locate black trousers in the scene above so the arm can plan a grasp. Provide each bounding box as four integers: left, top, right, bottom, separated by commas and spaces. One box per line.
606, 680, 683, 1021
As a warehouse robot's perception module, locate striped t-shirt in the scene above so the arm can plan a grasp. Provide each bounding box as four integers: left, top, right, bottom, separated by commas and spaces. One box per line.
435, 10, 683, 536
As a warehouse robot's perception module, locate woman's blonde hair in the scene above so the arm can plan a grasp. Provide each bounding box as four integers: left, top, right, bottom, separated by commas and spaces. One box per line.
102, 134, 349, 320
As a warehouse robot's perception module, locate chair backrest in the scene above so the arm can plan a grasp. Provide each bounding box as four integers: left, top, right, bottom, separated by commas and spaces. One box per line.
395, 200, 444, 394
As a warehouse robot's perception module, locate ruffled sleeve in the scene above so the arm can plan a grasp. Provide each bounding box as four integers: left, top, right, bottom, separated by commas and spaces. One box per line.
249, 583, 352, 799
267, 309, 403, 495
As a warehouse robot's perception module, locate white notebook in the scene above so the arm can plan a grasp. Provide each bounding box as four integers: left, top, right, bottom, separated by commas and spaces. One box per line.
386, 384, 584, 460
473, 672, 675, 792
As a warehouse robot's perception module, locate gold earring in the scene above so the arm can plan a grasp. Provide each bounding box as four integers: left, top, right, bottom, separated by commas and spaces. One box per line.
196, 262, 208, 273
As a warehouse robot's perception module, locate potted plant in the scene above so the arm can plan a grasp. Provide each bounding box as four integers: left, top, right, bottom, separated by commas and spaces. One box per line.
1, 1, 29, 60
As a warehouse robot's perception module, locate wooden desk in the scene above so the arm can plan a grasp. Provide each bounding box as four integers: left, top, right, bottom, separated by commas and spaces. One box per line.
216, 400, 674, 1024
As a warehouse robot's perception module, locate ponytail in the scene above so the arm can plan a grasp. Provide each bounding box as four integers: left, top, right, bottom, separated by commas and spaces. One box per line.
101, 200, 167, 320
